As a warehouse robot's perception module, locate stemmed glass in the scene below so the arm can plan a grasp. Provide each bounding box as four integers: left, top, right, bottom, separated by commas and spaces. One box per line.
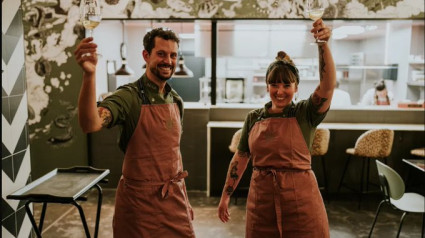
80, 0, 102, 55
306, 0, 326, 45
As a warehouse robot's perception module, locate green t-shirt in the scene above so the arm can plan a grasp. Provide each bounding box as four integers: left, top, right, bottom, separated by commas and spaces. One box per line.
238, 95, 328, 153
98, 74, 184, 153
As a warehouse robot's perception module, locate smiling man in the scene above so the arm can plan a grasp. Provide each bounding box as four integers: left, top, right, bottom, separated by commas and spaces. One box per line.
74, 27, 195, 238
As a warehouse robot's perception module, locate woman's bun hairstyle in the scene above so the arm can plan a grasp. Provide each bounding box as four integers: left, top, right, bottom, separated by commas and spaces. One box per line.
266, 51, 300, 85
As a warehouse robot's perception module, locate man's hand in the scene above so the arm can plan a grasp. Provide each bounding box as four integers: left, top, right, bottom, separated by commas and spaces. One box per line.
74, 37, 98, 74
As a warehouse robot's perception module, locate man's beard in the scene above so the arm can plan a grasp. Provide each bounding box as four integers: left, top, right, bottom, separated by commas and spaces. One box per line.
150, 64, 174, 81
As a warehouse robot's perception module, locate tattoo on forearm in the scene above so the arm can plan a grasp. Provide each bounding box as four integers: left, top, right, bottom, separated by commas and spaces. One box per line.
319, 45, 326, 81
98, 107, 112, 127
237, 151, 250, 159
312, 85, 328, 105
226, 161, 239, 196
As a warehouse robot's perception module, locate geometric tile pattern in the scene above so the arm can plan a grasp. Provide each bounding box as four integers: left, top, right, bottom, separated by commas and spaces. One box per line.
2, 0, 32, 237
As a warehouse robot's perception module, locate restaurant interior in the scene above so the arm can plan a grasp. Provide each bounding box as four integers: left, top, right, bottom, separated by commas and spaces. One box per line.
2, 0, 424, 237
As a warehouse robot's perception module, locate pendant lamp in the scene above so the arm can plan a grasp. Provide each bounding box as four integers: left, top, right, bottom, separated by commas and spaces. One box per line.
115, 20, 134, 76
173, 53, 194, 78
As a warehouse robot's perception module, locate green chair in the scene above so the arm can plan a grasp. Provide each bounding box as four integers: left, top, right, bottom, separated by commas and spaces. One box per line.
368, 160, 425, 238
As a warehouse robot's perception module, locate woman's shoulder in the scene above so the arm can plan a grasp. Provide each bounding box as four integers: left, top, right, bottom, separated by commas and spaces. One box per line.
246, 107, 264, 119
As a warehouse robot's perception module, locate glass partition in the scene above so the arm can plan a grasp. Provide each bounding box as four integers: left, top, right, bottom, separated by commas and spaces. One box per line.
208, 20, 424, 107
96, 19, 423, 108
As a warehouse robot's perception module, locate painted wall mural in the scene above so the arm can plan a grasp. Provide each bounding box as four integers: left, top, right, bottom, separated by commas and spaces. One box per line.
100, 0, 424, 19
22, 0, 88, 180
23, 1, 83, 143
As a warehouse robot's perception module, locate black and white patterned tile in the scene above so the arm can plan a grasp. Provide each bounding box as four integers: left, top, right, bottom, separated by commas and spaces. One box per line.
2, 0, 32, 237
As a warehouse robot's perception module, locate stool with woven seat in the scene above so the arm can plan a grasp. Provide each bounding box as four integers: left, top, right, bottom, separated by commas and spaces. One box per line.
311, 128, 330, 201
337, 129, 394, 209
411, 147, 425, 158
228, 128, 249, 205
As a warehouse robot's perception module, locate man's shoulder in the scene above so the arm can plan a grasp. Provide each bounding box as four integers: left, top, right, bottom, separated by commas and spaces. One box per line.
170, 88, 183, 103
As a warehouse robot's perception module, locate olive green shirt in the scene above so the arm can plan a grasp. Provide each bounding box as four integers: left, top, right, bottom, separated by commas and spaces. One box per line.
98, 74, 184, 153
238, 95, 328, 153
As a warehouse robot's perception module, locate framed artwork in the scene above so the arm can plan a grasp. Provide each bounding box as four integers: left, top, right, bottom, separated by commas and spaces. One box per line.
225, 78, 245, 103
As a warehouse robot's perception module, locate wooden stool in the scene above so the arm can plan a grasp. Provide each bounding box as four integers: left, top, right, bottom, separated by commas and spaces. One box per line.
411, 148, 425, 158
311, 128, 330, 201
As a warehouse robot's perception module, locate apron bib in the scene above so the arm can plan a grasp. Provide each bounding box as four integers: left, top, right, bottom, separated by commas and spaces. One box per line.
113, 85, 194, 238
246, 117, 329, 238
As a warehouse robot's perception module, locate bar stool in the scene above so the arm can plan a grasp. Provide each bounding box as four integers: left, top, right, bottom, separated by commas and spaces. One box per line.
410, 148, 425, 158
311, 128, 330, 200
228, 128, 247, 205
337, 129, 394, 209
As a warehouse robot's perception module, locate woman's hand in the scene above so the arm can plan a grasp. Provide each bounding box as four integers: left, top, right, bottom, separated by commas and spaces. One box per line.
189, 206, 194, 221
311, 19, 332, 43
74, 37, 98, 74
218, 196, 231, 223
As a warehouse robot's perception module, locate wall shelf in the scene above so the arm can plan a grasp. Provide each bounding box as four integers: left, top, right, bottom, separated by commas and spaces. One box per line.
407, 81, 425, 87
336, 65, 398, 70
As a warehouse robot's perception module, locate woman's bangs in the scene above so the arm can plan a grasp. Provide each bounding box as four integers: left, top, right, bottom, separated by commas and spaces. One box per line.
267, 66, 296, 85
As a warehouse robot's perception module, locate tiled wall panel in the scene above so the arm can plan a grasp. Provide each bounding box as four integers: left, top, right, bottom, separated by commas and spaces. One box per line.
2, 0, 33, 237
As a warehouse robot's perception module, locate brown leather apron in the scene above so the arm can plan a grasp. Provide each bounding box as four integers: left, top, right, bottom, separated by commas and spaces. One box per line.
246, 117, 329, 238
113, 99, 195, 237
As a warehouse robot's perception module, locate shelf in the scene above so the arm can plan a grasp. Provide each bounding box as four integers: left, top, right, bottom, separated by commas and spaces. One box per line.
252, 82, 266, 86
409, 61, 424, 65
407, 81, 425, 87
336, 65, 398, 70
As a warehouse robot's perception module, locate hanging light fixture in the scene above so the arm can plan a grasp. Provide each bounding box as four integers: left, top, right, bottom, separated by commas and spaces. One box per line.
172, 22, 194, 78
115, 20, 134, 76
173, 53, 194, 78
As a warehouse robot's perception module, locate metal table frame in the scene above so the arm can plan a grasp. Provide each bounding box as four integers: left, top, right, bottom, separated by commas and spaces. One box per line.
7, 166, 110, 238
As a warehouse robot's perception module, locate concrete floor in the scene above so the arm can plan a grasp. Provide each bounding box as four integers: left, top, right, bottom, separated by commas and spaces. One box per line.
31, 189, 423, 238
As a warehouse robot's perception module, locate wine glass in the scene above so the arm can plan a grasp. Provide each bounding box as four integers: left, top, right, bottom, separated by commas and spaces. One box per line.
306, 0, 326, 45
80, 0, 102, 55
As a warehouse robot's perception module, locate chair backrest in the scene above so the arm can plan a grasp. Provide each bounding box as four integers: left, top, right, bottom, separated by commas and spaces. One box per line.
311, 128, 330, 156
375, 160, 405, 200
229, 129, 243, 153
354, 129, 394, 158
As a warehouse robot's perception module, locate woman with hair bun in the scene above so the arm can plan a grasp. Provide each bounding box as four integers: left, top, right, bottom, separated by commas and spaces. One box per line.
360, 80, 393, 105
218, 19, 336, 238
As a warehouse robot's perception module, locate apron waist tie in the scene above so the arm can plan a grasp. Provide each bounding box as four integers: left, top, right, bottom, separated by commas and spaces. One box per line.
122, 171, 188, 199
161, 170, 188, 199
253, 167, 311, 238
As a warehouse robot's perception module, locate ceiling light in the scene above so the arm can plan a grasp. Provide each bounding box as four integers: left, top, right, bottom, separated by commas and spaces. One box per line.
115, 20, 134, 76
332, 25, 365, 40
173, 54, 193, 78
365, 25, 378, 31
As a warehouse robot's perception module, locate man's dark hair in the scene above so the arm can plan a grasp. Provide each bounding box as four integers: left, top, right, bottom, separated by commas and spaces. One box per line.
143, 27, 180, 54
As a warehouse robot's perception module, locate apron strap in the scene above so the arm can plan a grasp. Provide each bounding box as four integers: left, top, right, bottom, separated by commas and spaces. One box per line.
270, 169, 283, 238
137, 78, 151, 105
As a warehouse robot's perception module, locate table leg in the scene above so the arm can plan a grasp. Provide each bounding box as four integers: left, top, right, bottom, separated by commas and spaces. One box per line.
72, 201, 91, 238
38, 202, 47, 232
94, 184, 103, 238
24, 201, 42, 238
